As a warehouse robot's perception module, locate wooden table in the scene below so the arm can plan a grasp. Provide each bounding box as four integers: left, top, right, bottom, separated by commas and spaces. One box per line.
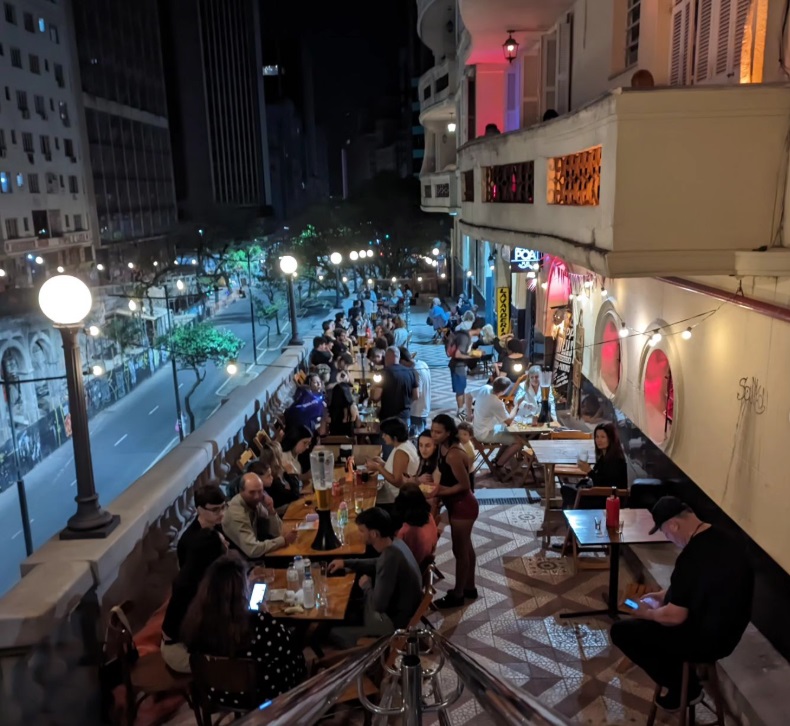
251, 567, 356, 621
269, 519, 367, 559
506, 423, 554, 437
530, 439, 597, 545
282, 483, 378, 521
560, 508, 669, 620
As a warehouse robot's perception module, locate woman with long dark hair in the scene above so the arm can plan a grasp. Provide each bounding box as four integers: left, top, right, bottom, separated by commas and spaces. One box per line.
280, 424, 313, 479
181, 554, 306, 707
393, 484, 438, 569
560, 422, 628, 508
430, 414, 478, 609
326, 378, 359, 436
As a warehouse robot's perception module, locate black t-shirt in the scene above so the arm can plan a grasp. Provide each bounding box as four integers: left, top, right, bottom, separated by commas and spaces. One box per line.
176, 518, 204, 568
309, 349, 332, 368
500, 355, 526, 382
379, 364, 418, 420
665, 527, 753, 657
448, 332, 471, 372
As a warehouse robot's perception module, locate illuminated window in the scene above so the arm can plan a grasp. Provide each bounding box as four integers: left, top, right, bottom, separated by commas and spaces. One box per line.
0, 172, 11, 193
643, 349, 673, 445
600, 318, 621, 394
37, 16, 46, 32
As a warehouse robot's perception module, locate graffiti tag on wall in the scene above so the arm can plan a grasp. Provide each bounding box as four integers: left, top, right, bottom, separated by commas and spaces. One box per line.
737, 377, 766, 415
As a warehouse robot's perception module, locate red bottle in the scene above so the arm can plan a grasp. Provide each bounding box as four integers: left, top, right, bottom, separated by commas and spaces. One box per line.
605, 486, 620, 529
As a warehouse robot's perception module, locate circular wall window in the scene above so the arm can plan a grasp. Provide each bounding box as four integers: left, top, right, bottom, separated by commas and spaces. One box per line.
600, 318, 621, 395
643, 349, 674, 445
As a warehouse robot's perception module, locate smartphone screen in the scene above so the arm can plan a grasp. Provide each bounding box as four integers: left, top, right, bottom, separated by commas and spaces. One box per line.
249, 583, 267, 611
624, 598, 639, 610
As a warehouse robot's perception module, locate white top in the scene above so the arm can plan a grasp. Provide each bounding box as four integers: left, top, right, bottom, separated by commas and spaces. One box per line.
380, 440, 420, 503
393, 327, 409, 347
364, 298, 377, 316
514, 383, 557, 422
473, 385, 510, 441
410, 359, 431, 419
282, 449, 302, 476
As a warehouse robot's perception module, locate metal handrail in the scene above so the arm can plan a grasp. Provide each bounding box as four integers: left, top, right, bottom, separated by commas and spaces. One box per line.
232, 627, 573, 725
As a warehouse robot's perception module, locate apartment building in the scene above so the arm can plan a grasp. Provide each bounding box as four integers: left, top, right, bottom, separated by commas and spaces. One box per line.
0, 0, 95, 287
417, 0, 790, 660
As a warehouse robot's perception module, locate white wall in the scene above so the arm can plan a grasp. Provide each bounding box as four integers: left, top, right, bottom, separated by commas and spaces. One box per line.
581, 273, 790, 575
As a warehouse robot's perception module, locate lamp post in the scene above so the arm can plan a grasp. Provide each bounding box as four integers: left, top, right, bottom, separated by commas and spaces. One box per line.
38, 275, 119, 538
245, 251, 259, 364
279, 256, 302, 346
330, 251, 342, 308
163, 285, 186, 441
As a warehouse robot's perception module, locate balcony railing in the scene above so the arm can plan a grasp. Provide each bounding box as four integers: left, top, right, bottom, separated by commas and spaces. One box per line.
457, 85, 790, 278
420, 170, 459, 212
418, 58, 457, 121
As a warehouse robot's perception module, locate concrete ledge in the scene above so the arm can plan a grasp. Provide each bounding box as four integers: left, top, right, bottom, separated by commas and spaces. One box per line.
628, 543, 790, 726
0, 562, 93, 648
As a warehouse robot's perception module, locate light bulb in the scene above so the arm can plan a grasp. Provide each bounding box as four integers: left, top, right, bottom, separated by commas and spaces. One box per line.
601, 287, 608, 298
350, 251, 359, 261
128, 299, 138, 311
358, 250, 366, 258
417, 276, 423, 282
466, 270, 472, 277
226, 362, 238, 376
292, 272, 298, 278
35, 256, 44, 265
57, 266, 65, 273
127, 262, 135, 269
532, 263, 540, 271
440, 272, 447, 279
431, 247, 440, 256
153, 261, 159, 267
176, 279, 185, 290
681, 327, 692, 340
318, 274, 324, 281
649, 331, 662, 347
91, 364, 104, 376
88, 325, 100, 336
191, 258, 197, 265
373, 373, 382, 383
513, 363, 523, 373
330, 252, 342, 265
447, 122, 457, 133
391, 277, 397, 283
618, 323, 629, 338
0, 268, 6, 277
342, 276, 348, 282
367, 278, 373, 285
584, 279, 593, 288
540, 281, 548, 290
96, 263, 105, 271
568, 293, 574, 300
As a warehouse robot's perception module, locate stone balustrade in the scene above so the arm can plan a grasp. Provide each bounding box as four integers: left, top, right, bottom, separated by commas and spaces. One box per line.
0, 344, 306, 725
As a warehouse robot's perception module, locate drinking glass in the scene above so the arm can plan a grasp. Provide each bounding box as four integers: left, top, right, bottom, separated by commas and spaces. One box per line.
261, 568, 275, 585
577, 450, 589, 467
354, 491, 366, 514
618, 520, 625, 538
594, 516, 603, 536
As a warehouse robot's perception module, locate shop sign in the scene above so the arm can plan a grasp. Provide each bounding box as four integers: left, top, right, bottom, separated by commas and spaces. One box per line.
496, 286, 511, 337
510, 247, 542, 272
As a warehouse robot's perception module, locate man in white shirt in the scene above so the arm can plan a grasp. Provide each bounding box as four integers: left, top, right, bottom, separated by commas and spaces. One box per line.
472, 377, 522, 468
400, 347, 430, 434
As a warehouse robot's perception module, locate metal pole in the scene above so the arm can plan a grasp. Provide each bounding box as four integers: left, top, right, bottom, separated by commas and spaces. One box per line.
334, 266, 341, 308
401, 652, 424, 726
286, 277, 302, 346
165, 287, 186, 442
1, 361, 33, 555
56, 325, 116, 536
247, 253, 259, 364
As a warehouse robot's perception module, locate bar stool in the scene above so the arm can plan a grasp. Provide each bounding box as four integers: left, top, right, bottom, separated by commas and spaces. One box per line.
646, 662, 727, 726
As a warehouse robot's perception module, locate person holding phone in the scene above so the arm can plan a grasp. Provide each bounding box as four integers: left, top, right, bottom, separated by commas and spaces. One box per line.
610, 497, 753, 713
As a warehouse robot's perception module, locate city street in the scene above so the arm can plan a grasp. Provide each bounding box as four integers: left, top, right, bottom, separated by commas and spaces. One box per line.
0, 292, 340, 596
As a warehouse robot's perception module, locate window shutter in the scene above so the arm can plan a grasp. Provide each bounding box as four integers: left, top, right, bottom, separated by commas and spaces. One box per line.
541, 32, 558, 117
732, 0, 752, 81
705, 0, 753, 84
695, 0, 714, 81
521, 53, 541, 127
556, 17, 572, 114
670, 0, 694, 86
714, 0, 731, 76
505, 69, 519, 132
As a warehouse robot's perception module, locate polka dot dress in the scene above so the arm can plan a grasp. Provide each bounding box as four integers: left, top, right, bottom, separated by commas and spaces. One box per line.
211, 612, 307, 710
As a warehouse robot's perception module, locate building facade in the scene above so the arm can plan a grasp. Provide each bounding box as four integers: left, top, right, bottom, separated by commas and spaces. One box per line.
417, 0, 790, 659
161, 0, 271, 224
71, 0, 178, 270
0, 0, 96, 287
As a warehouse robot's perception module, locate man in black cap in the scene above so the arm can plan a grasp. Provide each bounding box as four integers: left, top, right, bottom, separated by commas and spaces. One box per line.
610, 496, 753, 713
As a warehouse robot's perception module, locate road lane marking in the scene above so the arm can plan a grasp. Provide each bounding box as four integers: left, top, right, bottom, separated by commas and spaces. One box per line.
11, 530, 21, 540
114, 434, 128, 447
178, 383, 183, 389
70, 479, 76, 487
144, 436, 180, 474
148, 405, 159, 415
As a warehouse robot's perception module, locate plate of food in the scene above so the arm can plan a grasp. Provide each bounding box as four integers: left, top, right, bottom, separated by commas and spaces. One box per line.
419, 483, 437, 497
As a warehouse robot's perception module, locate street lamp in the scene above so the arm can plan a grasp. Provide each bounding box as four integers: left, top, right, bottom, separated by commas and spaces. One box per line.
279, 256, 302, 346
329, 252, 342, 308
432, 247, 440, 256
38, 275, 118, 538
350, 251, 359, 261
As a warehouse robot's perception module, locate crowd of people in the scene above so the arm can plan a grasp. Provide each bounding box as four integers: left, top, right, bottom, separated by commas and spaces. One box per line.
152, 286, 754, 720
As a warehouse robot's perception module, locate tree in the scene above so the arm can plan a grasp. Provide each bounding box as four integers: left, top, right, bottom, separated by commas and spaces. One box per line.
158, 323, 245, 433
104, 316, 142, 359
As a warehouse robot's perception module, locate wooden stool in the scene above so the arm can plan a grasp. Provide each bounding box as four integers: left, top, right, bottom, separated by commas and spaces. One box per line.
646, 662, 727, 726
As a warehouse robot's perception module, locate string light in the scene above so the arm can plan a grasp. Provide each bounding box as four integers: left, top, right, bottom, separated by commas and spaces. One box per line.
57, 266, 65, 273
127, 262, 135, 269
431, 248, 440, 256
648, 330, 662, 347
540, 281, 548, 289
153, 261, 159, 267
88, 325, 100, 336
618, 322, 629, 338
176, 279, 185, 291
466, 270, 473, 277
440, 272, 446, 278
568, 293, 575, 300
600, 287, 608, 298
96, 263, 105, 271
342, 276, 348, 283
318, 275, 324, 281
350, 251, 359, 261
367, 278, 373, 285
373, 373, 382, 383
417, 276, 423, 282
681, 327, 693, 340
128, 300, 138, 311
91, 364, 104, 376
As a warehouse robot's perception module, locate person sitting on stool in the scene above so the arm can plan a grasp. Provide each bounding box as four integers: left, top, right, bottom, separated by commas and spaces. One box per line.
610, 497, 753, 713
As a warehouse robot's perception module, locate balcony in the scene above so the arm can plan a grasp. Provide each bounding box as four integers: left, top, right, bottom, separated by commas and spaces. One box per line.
418, 58, 457, 123
420, 170, 459, 213
457, 85, 790, 278
416, 0, 455, 58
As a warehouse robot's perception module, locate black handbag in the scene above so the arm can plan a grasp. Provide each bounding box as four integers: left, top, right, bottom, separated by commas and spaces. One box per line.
99, 606, 140, 722
426, 316, 433, 326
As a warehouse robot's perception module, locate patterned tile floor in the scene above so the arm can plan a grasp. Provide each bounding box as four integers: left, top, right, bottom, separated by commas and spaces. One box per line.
167, 307, 722, 724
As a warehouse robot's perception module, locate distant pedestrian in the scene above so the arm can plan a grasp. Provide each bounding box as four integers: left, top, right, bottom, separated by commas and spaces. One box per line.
399, 347, 430, 435
447, 329, 473, 418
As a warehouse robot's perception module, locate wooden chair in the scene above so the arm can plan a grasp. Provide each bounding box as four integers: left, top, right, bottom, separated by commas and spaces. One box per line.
104, 604, 192, 726
189, 654, 262, 726
562, 487, 629, 570
236, 448, 255, 473
293, 370, 307, 386
646, 661, 727, 726
251, 430, 272, 455
549, 430, 593, 478
471, 436, 501, 477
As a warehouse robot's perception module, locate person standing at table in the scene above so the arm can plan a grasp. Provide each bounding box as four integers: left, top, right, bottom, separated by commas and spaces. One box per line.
447, 329, 474, 419
430, 415, 478, 609
370, 347, 418, 451
367, 417, 420, 505
327, 508, 422, 648
398, 347, 430, 435
611, 497, 753, 713
222, 473, 296, 559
